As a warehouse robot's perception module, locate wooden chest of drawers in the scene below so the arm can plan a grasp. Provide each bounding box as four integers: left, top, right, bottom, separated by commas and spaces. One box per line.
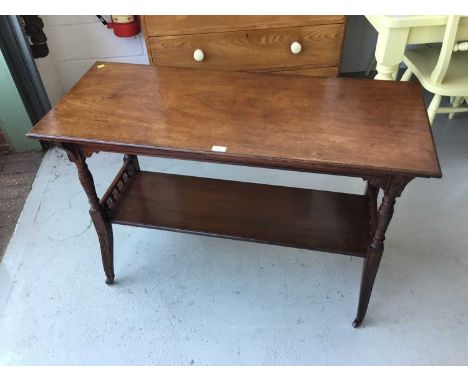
142, 16, 346, 76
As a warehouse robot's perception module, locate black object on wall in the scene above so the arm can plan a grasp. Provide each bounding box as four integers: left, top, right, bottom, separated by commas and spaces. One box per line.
0, 15, 51, 126
21, 16, 49, 59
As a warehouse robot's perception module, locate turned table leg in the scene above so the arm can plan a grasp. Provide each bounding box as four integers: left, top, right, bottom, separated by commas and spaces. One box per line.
59, 143, 115, 285
374, 27, 409, 81
364, 181, 379, 237
353, 176, 413, 327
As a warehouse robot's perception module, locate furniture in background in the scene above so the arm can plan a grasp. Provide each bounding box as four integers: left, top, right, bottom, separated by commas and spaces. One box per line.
27, 62, 441, 327
401, 16, 468, 124
366, 15, 468, 80
142, 16, 346, 77
450, 40, 468, 120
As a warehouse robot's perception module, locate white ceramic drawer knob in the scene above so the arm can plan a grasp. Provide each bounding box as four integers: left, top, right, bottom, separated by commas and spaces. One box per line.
290, 41, 302, 55
193, 49, 205, 62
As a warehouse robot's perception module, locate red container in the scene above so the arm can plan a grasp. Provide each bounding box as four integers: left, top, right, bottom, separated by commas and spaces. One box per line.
107, 15, 140, 37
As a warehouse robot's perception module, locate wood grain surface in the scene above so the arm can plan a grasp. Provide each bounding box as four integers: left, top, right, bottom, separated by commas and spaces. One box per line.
263, 66, 338, 76
143, 15, 345, 36
149, 24, 344, 71
28, 62, 441, 178
109, 171, 371, 257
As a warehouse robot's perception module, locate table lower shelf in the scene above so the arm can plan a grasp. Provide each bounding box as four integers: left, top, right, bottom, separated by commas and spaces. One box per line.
106, 171, 371, 257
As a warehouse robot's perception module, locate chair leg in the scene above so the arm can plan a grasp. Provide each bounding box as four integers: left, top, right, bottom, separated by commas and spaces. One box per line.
449, 97, 462, 119
427, 94, 442, 125
400, 68, 413, 81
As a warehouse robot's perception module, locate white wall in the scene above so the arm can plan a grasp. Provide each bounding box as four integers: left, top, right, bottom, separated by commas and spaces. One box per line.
36, 15, 149, 105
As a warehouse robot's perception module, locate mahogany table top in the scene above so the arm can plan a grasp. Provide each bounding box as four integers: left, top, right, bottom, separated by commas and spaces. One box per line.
28, 62, 441, 178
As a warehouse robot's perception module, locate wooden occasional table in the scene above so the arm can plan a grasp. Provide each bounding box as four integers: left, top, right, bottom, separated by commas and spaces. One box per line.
28, 62, 441, 327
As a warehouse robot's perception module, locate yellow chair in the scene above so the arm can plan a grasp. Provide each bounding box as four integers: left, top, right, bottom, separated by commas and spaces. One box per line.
401, 15, 468, 124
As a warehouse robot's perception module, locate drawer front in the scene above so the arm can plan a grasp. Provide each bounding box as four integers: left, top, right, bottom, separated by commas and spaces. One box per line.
144, 15, 345, 36
149, 24, 344, 72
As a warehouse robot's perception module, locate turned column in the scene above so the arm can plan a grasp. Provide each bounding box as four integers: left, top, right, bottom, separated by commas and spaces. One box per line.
59, 143, 115, 285
353, 175, 413, 327
374, 27, 409, 81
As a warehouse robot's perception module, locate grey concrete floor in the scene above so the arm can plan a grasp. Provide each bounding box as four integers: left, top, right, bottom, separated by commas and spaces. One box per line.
0, 152, 42, 260
0, 112, 468, 365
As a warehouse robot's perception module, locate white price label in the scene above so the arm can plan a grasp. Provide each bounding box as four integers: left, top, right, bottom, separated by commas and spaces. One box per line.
211, 146, 227, 152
